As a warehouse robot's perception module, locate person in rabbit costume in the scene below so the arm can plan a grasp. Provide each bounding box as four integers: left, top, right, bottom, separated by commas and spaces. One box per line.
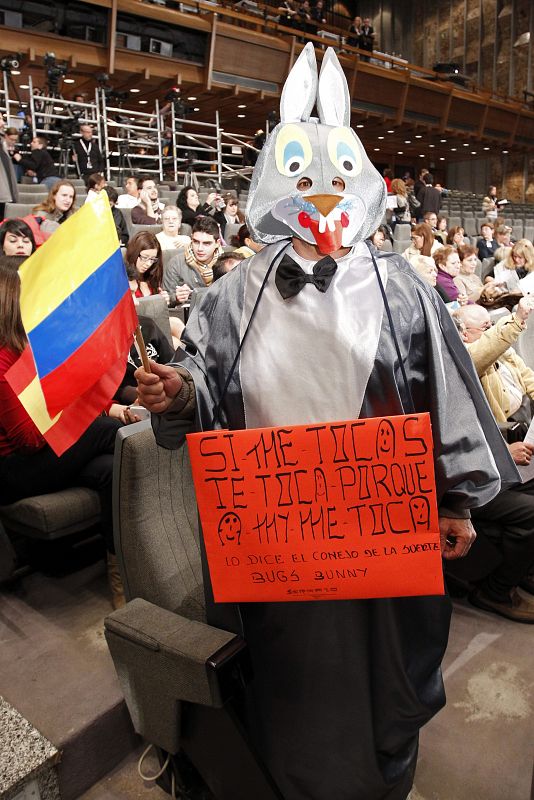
137, 44, 516, 800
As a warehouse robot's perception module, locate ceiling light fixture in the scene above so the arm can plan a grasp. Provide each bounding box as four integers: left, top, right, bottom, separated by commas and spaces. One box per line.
19, 84, 29, 89
237, 114, 245, 118
130, 88, 140, 93
193, 107, 200, 112
64, 78, 75, 84
397, 150, 403, 154
439, 157, 445, 161
356, 124, 364, 128
378, 135, 384, 139
187, 96, 197, 101
415, 134, 422, 138
483, 146, 490, 150
471, 151, 477, 155
387, 129, 395, 133
373, 147, 380, 151
502, 149, 509, 153
11, 70, 20, 76
139, 100, 148, 104
451, 147, 457, 151
440, 139, 447, 142
238, 104, 246, 109
463, 143, 469, 146
429, 144, 435, 148
404, 140, 411, 144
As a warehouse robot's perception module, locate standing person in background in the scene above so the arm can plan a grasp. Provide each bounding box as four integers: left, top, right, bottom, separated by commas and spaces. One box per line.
12, 135, 60, 190
383, 168, 393, 191
0, 116, 18, 219
389, 178, 411, 228
360, 17, 375, 60
346, 15, 362, 48
482, 186, 499, 221
419, 173, 441, 218
73, 123, 105, 179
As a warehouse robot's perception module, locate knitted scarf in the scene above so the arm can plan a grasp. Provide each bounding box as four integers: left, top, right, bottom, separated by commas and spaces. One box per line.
184, 242, 222, 286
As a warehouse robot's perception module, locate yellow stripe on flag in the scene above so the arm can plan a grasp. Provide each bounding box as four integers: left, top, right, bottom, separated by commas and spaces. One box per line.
18, 375, 62, 434
19, 192, 119, 333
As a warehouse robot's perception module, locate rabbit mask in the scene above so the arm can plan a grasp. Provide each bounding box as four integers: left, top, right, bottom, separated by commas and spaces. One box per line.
246, 43, 386, 254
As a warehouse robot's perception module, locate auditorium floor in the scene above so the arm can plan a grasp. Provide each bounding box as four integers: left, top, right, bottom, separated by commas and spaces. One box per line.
1, 555, 532, 800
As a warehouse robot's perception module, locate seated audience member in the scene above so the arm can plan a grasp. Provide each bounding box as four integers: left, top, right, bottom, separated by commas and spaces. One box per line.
131, 177, 164, 225
12, 135, 60, 190
500, 239, 534, 280
423, 211, 444, 244
433, 245, 468, 305
435, 215, 448, 244
156, 206, 191, 251
476, 222, 498, 260
213, 251, 246, 282
85, 173, 107, 203
116, 176, 140, 209
412, 255, 438, 287
455, 298, 534, 622
213, 192, 245, 237
125, 231, 184, 347
454, 245, 484, 302
490, 239, 534, 289
176, 185, 222, 227
231, 224, 264, 258
369, 225, 391, 250
0, 219, 37, 257
446, 225, 468, 248
401, 223, 440, 265
103, 185, 129, 246
163, 216, 223, 305
493, 224, 514, 263
32, 180, 77, 236
0, 260, 138, 609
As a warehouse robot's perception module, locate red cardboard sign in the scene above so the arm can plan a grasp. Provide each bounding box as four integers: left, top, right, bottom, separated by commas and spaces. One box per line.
186, 414, 444, 602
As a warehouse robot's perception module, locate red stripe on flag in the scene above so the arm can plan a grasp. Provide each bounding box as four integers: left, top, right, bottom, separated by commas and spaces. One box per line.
44, 356, 129, 456
40, 291, 137, 417
5, 346, 38, 396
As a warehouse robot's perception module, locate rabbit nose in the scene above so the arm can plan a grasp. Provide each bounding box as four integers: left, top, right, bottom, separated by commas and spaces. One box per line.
305, 194, 342, 217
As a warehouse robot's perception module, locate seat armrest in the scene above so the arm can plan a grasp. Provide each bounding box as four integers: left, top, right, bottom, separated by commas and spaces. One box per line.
105, 597, 248, 708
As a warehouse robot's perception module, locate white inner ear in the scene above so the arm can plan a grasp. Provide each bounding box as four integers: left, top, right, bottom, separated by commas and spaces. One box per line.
280, 44, 318, 124
317, 53, 350, 127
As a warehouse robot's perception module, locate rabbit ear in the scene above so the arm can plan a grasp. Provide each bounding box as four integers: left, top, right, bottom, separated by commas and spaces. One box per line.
316, 48, 350, 127
280, 42, 318, 124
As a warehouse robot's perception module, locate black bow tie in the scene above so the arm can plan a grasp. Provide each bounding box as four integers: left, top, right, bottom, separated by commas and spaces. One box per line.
275, 254, 338, 300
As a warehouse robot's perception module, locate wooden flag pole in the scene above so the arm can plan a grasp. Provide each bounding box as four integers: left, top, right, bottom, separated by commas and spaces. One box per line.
134, 324, 152, 373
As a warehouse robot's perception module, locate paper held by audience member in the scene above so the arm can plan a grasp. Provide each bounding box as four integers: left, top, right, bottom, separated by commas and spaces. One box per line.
518, 272, 534, 294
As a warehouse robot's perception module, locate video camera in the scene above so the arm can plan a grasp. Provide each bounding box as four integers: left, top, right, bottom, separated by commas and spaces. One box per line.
44, 52, 68, 92
0, 53, 21, 72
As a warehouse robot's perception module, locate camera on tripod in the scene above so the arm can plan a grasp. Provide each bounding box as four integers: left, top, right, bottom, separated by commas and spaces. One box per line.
0, 53, 21, 73
44, 52, 68, 93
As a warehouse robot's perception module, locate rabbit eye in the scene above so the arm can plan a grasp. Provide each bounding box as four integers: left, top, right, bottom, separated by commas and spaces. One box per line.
275, 124, 312, 177
327, 128, 362, 178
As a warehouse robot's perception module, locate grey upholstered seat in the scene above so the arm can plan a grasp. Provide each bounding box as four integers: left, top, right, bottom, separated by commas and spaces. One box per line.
104, 423, 282, 798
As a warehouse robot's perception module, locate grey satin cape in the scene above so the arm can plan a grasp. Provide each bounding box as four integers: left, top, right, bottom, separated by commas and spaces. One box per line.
153, 240, 518, 800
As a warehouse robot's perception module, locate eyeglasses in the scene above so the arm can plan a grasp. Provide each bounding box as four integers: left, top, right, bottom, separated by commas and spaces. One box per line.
138, 254, 157, 264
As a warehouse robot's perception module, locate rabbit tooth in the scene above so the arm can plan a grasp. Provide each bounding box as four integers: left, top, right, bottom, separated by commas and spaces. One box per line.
318, 214, 327, 233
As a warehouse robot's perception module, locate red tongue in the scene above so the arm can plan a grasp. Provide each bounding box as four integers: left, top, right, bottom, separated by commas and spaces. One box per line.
297, 211, 349, 254
309, 218, 343, 254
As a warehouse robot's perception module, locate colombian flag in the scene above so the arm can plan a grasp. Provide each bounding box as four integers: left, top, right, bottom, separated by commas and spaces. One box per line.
5, 193, 137, 456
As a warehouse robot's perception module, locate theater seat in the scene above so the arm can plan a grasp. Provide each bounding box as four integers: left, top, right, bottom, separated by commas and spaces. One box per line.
104, 423, 282, 799
0, 487, 101, 581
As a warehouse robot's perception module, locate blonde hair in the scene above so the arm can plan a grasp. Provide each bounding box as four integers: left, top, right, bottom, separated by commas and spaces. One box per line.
504, 239, 534, 273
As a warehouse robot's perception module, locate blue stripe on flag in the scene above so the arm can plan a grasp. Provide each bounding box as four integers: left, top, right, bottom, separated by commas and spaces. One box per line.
28, 248, 129, 379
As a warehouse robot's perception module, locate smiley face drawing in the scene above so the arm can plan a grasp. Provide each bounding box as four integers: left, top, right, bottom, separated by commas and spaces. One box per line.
217, 512, 243, 546
409, 496, 431, 531
376, 419, 395, 459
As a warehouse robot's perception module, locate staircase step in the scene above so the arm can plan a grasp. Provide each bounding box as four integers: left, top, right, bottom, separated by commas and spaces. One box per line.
0, 560, 138, 800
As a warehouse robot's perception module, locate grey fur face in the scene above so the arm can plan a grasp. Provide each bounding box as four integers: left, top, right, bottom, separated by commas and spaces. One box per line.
246, 44, 386, 253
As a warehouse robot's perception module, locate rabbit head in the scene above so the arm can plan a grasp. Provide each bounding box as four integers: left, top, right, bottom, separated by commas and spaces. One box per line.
246, 43, 386, 254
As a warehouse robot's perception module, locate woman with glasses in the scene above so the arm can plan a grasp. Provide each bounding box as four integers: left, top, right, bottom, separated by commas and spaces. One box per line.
125, 231, 183, 348
401, 222, 440, 266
